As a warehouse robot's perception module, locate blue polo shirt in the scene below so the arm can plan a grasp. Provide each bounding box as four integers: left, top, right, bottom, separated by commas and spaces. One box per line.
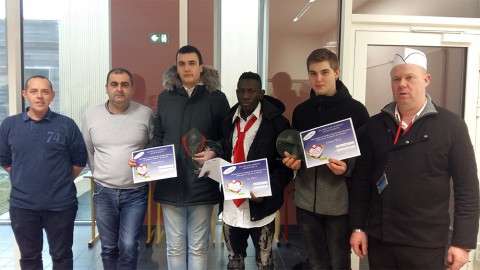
0, 109, 87, 211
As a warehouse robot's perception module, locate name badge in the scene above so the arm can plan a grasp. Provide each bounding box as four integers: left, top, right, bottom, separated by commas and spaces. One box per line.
376, 172, 388, 194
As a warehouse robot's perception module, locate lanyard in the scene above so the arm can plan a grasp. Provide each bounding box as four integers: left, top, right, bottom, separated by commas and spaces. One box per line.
393, 120, 412, 145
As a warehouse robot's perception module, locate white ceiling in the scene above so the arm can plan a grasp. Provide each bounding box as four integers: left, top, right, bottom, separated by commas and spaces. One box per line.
268, 0, 480, 35
268, 0, 370, 35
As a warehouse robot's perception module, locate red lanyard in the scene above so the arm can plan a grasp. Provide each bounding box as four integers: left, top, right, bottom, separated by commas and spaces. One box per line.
393, 120, 412, 145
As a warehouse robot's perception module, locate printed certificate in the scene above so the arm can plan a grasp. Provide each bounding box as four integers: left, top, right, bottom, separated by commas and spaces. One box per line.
220, 158, 271, 200
300, 118, 360, 168
132, 145, 177, 183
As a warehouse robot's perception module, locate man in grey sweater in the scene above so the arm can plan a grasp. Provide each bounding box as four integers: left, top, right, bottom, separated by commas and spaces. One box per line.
82, 68, 154, 270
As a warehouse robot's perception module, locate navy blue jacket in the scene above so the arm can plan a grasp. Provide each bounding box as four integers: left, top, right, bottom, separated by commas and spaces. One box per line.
350, 96, 479, 249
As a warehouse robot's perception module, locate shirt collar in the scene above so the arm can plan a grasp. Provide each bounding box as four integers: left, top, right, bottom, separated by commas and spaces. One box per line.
23, 107, 52, 122
105, 100, 130, 115
183, 82, 203, 97
232, 102, 262, 123
105, 100, 114, 114
394, 98, 428, 124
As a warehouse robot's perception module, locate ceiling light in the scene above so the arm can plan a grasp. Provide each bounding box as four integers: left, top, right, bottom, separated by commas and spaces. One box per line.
325, 41, 337, 48
293, 0, 316, 22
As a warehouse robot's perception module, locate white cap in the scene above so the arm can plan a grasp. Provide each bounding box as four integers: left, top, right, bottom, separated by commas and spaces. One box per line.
392, 48, 427, 70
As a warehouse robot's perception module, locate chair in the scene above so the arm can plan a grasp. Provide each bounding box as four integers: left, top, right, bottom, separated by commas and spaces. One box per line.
211, 204, 224, 245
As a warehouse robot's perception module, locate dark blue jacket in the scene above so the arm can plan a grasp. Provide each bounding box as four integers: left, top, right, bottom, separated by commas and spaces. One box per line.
350, 95, 479, 249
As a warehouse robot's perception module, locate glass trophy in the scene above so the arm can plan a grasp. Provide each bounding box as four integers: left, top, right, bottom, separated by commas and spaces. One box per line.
276, 129, 303, 160
182, 128, 221, 174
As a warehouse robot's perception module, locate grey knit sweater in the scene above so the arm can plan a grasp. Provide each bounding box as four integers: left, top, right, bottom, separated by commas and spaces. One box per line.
82, 101, 153, 189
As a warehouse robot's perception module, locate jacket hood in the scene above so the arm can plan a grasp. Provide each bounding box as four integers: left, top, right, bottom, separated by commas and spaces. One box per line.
163, 64, 221, 92
309, 79, 352, 109
228, 95, 286, 121
263, 95, 285, 114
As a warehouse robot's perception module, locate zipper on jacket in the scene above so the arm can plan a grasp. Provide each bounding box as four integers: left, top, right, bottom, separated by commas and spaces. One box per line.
313, 166, 318, 213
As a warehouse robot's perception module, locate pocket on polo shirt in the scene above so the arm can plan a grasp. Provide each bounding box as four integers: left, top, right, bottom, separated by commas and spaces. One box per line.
45, 130, 66, 146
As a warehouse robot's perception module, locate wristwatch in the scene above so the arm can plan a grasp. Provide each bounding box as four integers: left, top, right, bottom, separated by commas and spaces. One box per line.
352, 228, 364, 233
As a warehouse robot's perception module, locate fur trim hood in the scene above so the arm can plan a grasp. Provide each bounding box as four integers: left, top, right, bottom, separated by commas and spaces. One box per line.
163, 64, 221, 92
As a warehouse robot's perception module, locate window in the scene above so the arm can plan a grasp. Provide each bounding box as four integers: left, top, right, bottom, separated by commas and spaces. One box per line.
0, 0, 7, 220
0, 0, 110, 222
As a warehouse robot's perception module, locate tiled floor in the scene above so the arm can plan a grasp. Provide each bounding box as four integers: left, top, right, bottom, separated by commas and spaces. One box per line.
0, 176, 312, 269
0, 223, 310, 270
0, 177, 371, 269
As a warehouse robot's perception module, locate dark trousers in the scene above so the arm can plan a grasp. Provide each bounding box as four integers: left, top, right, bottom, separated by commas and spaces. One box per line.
223, 220, 276, 270
9, 204, 77, 270
368, 235, 446, 270
296, 207, 351, 270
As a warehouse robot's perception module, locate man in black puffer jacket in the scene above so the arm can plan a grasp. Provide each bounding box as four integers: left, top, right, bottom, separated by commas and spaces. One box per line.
147, 45, 230, 270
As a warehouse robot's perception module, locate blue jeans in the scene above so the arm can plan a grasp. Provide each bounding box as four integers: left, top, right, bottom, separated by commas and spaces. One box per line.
296, 207, 351, 270
9, 204, 77, 270
162, 204, 213, 270
93, 182, 148, 270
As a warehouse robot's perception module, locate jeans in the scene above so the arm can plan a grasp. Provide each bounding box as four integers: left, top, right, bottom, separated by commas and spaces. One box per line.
223, 220, 276, 270
9, 204, 77, 270
296, 207, 351, 270
162, 204, 213, 270
93, 182, 148, 270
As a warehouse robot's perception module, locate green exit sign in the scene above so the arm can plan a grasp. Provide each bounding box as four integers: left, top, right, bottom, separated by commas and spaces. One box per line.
150, 33, 169, 44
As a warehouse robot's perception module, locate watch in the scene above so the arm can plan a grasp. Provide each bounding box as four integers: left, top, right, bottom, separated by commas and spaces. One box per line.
352, 228, 364, 233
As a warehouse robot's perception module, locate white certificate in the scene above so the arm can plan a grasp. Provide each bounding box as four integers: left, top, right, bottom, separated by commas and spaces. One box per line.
132, 145, 177, 183
300, 118, 360, 168
220, 158, 271, 200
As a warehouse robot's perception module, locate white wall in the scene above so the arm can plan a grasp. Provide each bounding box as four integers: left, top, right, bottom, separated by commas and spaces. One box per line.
268, 27, 338, 81
354, 0, 480, 18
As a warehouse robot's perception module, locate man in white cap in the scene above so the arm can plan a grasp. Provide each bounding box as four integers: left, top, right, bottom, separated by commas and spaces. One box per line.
349, 48, 479, 270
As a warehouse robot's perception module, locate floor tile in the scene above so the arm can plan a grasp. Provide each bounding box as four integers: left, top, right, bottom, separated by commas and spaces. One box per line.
0, 223, 321, 270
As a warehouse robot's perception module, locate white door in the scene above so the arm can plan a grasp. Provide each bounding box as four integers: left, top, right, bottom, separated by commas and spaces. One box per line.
352, 30, 480, 270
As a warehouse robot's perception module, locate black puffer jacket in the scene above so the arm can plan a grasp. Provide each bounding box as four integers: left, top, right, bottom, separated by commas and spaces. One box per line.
148, 65, 230, 206
222, 95, 292, 221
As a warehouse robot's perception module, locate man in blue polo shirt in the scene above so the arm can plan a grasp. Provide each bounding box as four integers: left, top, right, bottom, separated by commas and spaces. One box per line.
0, 75, 87, 270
